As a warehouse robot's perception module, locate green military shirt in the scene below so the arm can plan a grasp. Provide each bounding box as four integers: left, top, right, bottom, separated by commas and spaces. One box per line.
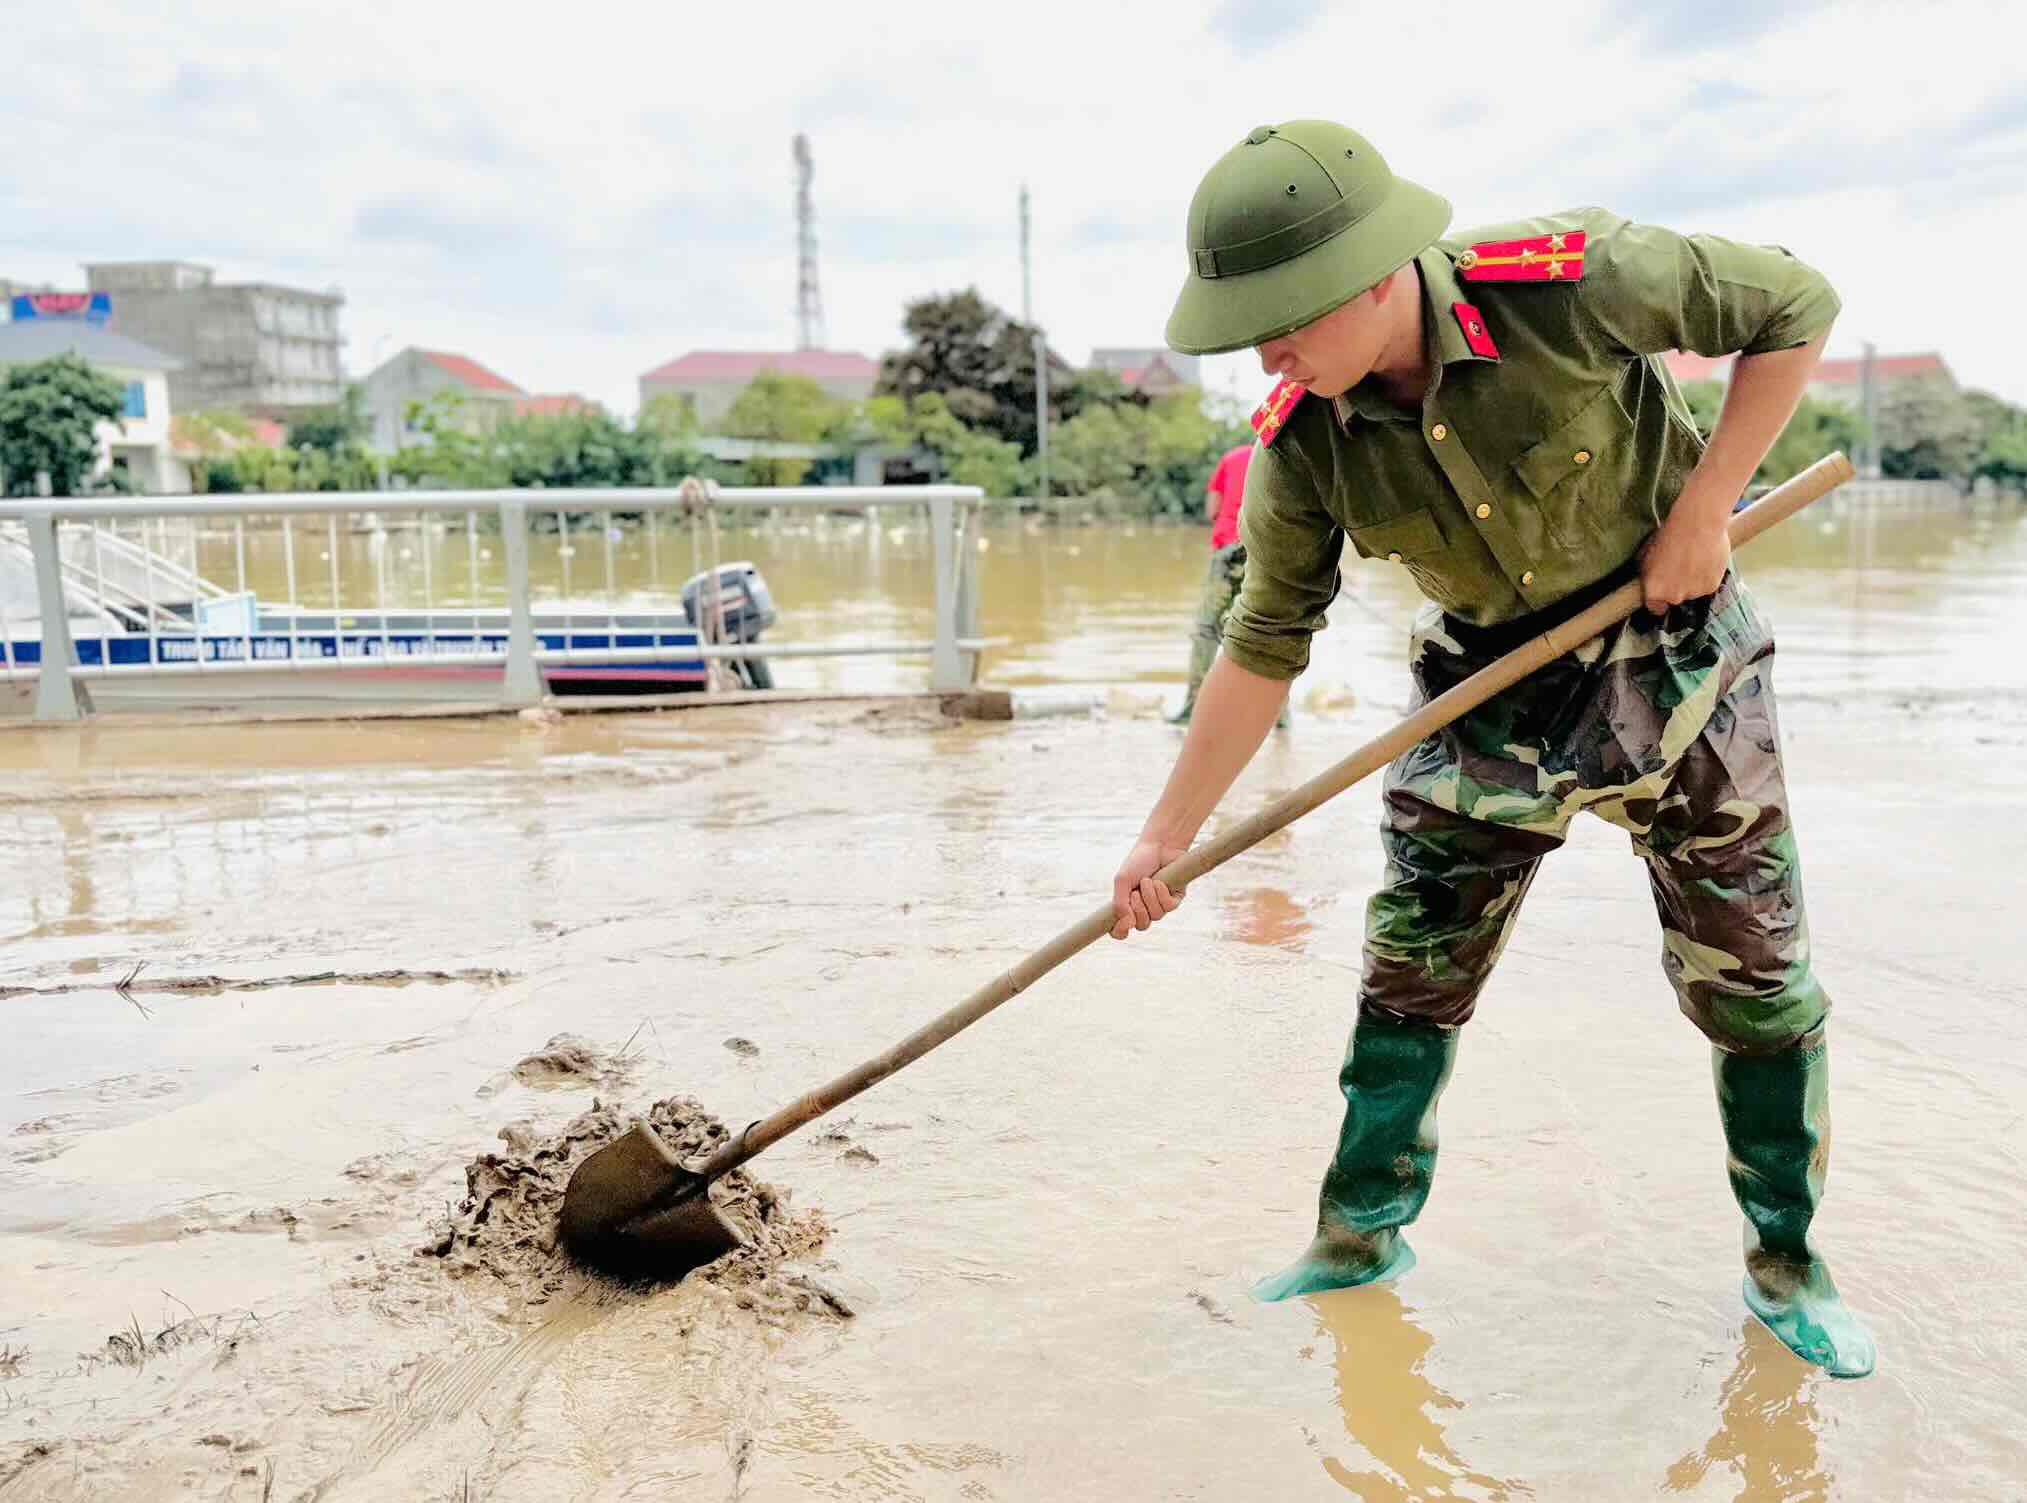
1223, 207, 1840, 679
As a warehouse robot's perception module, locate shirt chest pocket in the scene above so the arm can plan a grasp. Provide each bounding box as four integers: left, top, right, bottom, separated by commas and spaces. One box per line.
1512, 383, 1632, 550
1346, 508, 1446, 564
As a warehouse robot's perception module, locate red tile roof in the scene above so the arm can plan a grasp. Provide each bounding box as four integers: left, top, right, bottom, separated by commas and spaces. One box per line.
515, 393, 600, 418
420, 349, 523, 394
640, 350, 879, 386
1812, 352, 1949, 384
1661, 350, 1950, 386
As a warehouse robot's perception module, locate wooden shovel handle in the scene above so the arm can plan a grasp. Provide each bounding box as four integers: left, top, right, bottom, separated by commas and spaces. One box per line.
699, 453, 1855, 1182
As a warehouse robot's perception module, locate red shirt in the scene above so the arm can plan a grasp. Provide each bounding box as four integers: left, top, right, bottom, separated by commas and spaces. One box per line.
1207, 443, 1253, 549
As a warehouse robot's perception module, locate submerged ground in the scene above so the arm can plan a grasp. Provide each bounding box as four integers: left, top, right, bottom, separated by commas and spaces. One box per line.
3, 501, 2024, 1499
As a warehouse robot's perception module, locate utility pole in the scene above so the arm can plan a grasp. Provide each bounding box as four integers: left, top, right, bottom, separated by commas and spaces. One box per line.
1019, 183, 1032, 325
793, 134, 825, 351
1859, 340, 1880, 478
1033, 332, 1049, 503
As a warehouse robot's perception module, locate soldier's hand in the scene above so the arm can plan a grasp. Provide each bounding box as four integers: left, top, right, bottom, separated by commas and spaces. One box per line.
1109, 836, 1189, 940
1639, 508, 1732, 616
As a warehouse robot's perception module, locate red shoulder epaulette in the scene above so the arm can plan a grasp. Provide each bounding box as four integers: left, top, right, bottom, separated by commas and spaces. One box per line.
1456, 229, 1586, 283
1250, 377, 1308, 446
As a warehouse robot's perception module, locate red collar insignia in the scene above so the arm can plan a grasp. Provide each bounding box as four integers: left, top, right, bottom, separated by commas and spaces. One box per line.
1451, 301, 1500, 360
1455, 229, 1586, 283
1250, 377, 1308, 446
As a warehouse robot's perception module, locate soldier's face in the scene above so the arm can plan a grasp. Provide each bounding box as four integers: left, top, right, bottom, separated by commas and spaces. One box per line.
1254, 275, 1397, 398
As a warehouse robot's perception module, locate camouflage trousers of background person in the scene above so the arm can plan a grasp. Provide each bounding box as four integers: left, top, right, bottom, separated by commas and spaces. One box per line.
1363, 569, 1828, 1052
1174, 542, 1289, 726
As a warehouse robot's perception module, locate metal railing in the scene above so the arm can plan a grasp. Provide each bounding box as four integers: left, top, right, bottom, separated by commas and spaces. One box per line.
0, 482, 987, 722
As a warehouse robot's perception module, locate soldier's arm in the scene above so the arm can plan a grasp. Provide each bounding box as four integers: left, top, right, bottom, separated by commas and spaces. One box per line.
1111, 433, 1340, 939
1576, 214, 1839, 609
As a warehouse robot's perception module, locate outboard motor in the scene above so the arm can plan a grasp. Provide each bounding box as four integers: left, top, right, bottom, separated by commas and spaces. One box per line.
681, 561, 779, 690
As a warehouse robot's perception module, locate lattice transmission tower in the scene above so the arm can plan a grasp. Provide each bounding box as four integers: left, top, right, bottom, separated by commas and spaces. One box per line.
793, 133, 826, 351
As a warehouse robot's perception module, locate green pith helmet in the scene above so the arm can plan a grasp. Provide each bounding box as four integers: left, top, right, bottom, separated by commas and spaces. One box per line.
1166, 120, 1452, 356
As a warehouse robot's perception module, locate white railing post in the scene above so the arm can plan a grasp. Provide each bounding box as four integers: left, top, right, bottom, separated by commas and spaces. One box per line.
499, 499, 541, 706
27, 510, 91, 722
928, 493, 962, 690
955, 500, 982, 685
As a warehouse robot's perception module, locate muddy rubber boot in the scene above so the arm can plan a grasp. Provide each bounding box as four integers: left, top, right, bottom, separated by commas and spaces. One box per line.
1253, 1012, 1457, 1302
1715, 1033, 1876, 1379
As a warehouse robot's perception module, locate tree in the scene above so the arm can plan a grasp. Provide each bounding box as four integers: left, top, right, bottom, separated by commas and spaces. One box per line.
288, 383, 369, 453
0, 354, 126, 496
721, 371, 847, 485
907, 393, 1024, 496
1677, 380, 1868, 486
876, 288, 1117, 456
389, 390, 510, 489
1755, 394, 1867, 486
1965, 390, 2027, 491
1877, 378, 1979, 482
637, 391, 700, 440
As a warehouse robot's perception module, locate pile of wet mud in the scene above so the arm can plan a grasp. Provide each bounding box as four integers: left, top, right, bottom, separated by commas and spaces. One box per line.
420, 1092, 847, 1320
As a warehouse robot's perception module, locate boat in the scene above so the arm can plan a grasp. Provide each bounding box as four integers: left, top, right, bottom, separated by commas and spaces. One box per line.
0, 525, 776, 718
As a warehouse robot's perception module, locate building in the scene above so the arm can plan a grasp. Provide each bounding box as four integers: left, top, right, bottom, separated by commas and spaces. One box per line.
0, 317, 185, 493
1089, 347, 1202, 395
360, 347, 524, 453
1660, 349, 1956, 406
638, 350, 879, 429
514, 393, 602, 419
80, 261, 345, 416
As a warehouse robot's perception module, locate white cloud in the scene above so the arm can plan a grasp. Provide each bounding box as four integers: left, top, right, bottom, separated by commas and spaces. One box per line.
1, 0, 2020, 413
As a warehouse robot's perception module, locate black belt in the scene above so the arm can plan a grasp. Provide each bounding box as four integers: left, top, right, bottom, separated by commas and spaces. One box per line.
1438, 560, 1643, 659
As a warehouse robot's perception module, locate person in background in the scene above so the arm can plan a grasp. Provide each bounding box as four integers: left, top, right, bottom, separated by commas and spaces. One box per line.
1171, 440, 1288, 728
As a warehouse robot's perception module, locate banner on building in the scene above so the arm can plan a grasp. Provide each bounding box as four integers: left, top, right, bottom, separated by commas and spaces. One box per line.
11, 292, 111, 323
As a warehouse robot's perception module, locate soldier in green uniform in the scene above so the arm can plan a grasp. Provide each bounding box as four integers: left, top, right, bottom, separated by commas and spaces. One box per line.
1108, 120, 1874, 1378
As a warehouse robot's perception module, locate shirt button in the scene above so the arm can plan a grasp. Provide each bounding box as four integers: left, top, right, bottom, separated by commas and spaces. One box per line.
1573, 449, 1592, 465
1474, 503, 1492, 519
1430, 423, 1448, 441
1387, 551, 1403, 563
1521, 570, 1536, 586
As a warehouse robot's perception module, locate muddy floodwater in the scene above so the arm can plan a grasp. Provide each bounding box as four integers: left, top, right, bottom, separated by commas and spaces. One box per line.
4, 497, 2025, 1499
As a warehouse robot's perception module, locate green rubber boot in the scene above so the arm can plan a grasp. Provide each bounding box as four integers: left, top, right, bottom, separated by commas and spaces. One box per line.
1715, 1033, 1877, 1379
1253, 1012, 1457, 1302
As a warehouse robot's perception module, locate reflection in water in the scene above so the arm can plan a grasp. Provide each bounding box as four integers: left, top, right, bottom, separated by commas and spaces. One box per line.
1665, 1324, 1827, 1502
1310, 1287, 1525, 1501
1221, 885, 1313, 950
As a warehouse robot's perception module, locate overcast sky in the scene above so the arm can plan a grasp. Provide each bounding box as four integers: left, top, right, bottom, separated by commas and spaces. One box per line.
5, 0, 2022, 415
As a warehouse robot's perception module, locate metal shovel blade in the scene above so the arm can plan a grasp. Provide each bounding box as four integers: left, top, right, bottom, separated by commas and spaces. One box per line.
559, 1121, 745, 1278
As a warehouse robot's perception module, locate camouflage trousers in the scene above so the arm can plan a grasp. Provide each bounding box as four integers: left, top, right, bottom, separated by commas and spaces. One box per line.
1363, 570, 1829, 1055
1181, 542, 1250, 707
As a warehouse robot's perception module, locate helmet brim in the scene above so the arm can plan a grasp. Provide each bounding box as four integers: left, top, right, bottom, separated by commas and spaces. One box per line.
1165, 177, 1452, 356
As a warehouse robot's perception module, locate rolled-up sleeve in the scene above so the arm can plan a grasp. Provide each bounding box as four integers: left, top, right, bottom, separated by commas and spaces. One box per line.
1577, 210, 1840, 360
1221, 437, 1343, 681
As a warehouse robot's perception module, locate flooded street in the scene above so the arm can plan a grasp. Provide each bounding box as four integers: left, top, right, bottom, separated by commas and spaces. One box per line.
4, 498, 2026, 1500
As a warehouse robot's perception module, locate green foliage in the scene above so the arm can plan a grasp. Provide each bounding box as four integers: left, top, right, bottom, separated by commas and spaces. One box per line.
907, 394, 1024, 496
1048, 390, 1252, 515
876, 288, 1118, 455
1678, 380, 1725, 438
1756, 395, 1868, 486
389, 391, 511, 489
287, 384, 369, 453
1877, 378, 1981, 481
384, 389, 714, 495
637, 391, 700, 439
720, 371, 849, 485
1964, 390, 2027, 490
1678, 379, 1868, 487
0, 354, 127, 496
